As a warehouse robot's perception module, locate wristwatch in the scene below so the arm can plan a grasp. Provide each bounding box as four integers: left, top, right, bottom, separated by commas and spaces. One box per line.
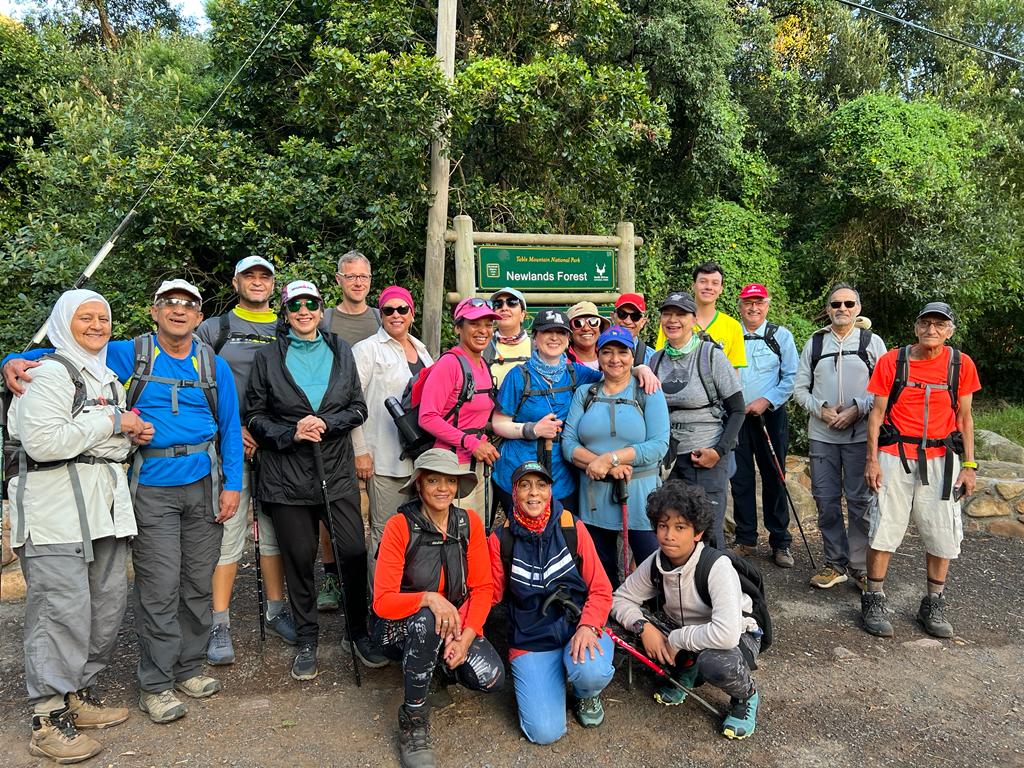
632, 618, 648, 635
611, 452, 621, 467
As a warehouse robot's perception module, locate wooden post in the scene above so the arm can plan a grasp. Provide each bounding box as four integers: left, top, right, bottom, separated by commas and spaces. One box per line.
453, 215, 475, 300
422, 0, 458, 358
616, 221, 636, 294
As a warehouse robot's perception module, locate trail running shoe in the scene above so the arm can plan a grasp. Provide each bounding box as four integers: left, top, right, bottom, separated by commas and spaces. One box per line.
861, 591, 894, 637
810, 564, 848, 589
917, 594, 954, 638
354, 635, 390, 668
174, 675, 221, 699
206, 622, 235, 665
138, 690, 188, 724
266, 611, 298, 645
317, 574, 341, 612
653, 663, 700, 706
291, 643, 318, 681
722, 690, 759, 740
574, 695, 605, 728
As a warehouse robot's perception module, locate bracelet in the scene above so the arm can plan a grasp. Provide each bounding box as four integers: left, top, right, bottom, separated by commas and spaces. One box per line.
961, 460, 978, 470
523, 422, 537, 441
580, 624, 602, 637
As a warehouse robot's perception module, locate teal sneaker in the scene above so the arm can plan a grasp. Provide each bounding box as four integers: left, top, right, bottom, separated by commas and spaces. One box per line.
317, 574, 340, 612
653, 663, 699, 706
722, 690, 759, 740
574, 695, 604, 728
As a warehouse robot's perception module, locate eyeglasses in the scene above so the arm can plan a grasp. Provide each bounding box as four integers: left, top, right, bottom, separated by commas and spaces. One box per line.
571, 317, 602, 330
916, 319, 952, 330
381, 305, 411, 316
286, 298, 321, 313
339, 273, 371, 283
616, 308, 643, 322
492, 297, 522, 309
830, 300, 857, 309
156, 297, 200, 311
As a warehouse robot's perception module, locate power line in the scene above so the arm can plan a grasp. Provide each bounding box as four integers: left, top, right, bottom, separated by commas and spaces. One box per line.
832, 0, 1024, 67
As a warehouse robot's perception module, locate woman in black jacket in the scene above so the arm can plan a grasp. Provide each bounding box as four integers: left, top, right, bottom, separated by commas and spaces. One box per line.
245, 279, 385, 681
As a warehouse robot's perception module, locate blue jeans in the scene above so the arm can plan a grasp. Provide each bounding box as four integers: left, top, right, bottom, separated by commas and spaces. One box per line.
510, 633, 615, 744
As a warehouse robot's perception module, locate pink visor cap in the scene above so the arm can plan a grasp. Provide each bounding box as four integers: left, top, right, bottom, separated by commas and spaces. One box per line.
454, 297, 500, 323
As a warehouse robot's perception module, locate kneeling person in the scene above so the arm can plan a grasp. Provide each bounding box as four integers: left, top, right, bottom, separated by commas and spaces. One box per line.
611, 480, 762, 740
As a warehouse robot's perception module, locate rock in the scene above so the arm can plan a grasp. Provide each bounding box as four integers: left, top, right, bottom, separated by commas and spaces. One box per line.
964, 496, 1011, 518
902, 638, 944, 650
987, 519, 1024, 539
833, 646, 858, 661
976, 459, 1024, 479
995, 481, 1024, 500
976, 430, 1024, 464
1017, 498, 1024, 517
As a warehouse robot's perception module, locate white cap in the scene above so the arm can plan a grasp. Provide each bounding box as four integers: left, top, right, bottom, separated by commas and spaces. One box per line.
281, 280, 322, 304
155, 278, 202, 303
234, 255, 275, 275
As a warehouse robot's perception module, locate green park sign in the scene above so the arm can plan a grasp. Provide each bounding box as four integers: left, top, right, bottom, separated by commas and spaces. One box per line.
477, 246, 616, 292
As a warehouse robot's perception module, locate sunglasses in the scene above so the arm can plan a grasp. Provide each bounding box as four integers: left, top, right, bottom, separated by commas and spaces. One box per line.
462, 298, 493, 309
492, 297, 522, 309
157, 297, 200, 311
830, 300, 857, 309
571, 317, 602, 330
286, 298, 321, 313
381, 305, 411, 316
616, 308, 643, 322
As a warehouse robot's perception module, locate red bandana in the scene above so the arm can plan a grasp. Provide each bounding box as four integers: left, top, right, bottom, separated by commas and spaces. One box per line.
513, 497, 551, 534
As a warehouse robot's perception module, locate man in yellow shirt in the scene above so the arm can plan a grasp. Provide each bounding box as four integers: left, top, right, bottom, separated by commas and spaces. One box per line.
658, 262, 746, 370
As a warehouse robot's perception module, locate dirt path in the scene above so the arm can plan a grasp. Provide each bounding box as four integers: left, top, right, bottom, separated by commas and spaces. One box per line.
1, 529, 1022, 768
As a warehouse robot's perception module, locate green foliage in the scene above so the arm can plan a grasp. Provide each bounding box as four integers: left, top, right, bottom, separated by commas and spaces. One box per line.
975, 402, 1024, 446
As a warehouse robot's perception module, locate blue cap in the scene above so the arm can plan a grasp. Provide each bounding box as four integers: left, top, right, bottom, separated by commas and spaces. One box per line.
597, 325, 636, 351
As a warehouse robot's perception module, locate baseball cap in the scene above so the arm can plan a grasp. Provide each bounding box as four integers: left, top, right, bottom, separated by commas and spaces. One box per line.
567, 301, 610, 331
155, 279, 202, 303
281, 280, 322, 304
660, 291, 697, 314
739, 284, 769, 300
532, 309, 571, 334
917, 301, 954, 322
511, 461, 553, 487
454, 297, 500, 323
615, 292, 646, 312
234, 256, 275, 276
490, 287, 527, 308
596, 325, 636, 351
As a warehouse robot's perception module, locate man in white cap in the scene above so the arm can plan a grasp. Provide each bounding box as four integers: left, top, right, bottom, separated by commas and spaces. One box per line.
197, 257, 295, 665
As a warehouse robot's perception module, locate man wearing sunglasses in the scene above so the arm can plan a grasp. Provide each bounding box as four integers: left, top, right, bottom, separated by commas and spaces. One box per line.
485, 288, 532, 387
612, 293, 654, 364
794, 283, 888, 592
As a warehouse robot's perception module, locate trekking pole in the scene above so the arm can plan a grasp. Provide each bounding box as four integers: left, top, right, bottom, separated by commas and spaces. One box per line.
541, 589, 722, 719
542, 437, 553, 476
757, 415, 817, 571
250, 456, 266, 642
312, 443, 361, 687
613, 476, 632, 577
483, 462, 493, 533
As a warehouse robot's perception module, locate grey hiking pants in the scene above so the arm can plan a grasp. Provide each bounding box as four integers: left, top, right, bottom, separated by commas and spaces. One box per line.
132, 477, 222, 693
809, 439, 871, 573
19, 536, 128, 707
684, 630, 761, 700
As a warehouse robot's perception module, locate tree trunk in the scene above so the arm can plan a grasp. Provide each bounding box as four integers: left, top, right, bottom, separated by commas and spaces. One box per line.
95, 0, 120, 49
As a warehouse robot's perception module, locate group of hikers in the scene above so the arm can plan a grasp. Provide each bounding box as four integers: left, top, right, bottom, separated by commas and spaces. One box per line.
1, 251, 980, 767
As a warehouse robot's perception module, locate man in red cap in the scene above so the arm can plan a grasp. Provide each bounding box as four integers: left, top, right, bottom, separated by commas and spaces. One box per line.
613, 293, 654, 365
730, 284, 800, 568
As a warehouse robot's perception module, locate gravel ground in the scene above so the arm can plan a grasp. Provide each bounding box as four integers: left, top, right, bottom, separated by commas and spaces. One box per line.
1, 527, 1022, 768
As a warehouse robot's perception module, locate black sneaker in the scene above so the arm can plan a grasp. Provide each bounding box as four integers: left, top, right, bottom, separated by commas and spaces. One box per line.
398, 704, 436, 768
352, 635, 390, 669
917, 594, 953, 638
291, 643, 318, 681
861, 591, 894, 637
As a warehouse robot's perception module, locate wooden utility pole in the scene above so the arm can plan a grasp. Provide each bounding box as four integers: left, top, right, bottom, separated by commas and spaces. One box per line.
422, 0, 458, 358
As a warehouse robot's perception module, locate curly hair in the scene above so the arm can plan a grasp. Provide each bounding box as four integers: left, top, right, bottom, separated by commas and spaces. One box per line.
645, 480, 715, 535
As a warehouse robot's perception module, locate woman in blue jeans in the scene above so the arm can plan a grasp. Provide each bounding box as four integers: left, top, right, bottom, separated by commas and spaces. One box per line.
489, 461, 615, 744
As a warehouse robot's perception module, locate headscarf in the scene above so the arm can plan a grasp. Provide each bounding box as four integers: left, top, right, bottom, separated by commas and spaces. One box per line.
46, 289, 111, 381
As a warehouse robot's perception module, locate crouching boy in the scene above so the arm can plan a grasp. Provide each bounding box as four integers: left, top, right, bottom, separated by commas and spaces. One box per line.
611, 480, 765, 739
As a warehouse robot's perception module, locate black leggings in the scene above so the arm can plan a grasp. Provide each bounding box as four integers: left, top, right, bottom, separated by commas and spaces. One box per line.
264, 495, 368, 646
386, 607, 504, 707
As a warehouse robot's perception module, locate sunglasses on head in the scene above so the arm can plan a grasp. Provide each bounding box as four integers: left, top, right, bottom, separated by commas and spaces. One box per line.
381, 304, 411, 316
571, 317, 602, 330
616, 308, 643, 322
830, 300, 857, 309
463, 298, 493, 309
492, 297, 521, 309
286, 298, 320, 313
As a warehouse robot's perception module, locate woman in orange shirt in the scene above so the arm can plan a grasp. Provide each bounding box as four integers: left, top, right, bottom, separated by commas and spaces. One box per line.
372, 448, 504, 768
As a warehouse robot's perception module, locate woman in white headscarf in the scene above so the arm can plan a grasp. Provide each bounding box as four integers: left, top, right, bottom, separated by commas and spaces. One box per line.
7, 289, 152, 765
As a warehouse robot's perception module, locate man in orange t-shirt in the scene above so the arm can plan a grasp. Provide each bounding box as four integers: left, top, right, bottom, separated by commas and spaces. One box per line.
862, 302, 981, 640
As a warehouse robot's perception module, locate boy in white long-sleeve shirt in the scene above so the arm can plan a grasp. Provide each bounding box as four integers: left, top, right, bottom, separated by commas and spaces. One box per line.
611, 480, 762, 739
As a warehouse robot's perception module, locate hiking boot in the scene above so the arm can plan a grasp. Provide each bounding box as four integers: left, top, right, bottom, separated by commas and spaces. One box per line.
30, 706, 103, 764
398, 704, 436, 768
138, 690, 188, 724
266, 611, 298, 645
860, 591, 894, 637
917, 594, 954, 639
206, 622, 235, 665
291, 643, 318, 681
772, 548, 795, 569
317, 574, 341, 612
574, 695, 605, 728
653, 663, 700, 706
730, 542, 757, 559
353, 635, 390, 668
810, 564, 848, 589
65, 689, 129, 729
721, 690, 759, 740
174, 675, 221, 699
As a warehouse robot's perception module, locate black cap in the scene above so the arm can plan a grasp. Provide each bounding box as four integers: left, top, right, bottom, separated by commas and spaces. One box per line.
532, 309, 571, 334
511, 461, 553, 487
660, 291, 697, 314
917, 302, 954, 322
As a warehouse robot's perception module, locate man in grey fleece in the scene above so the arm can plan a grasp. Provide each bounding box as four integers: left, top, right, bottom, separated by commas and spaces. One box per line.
793, 284, 887, 591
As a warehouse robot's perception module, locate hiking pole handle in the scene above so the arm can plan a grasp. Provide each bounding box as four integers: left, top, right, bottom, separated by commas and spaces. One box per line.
540, 588, 583, 624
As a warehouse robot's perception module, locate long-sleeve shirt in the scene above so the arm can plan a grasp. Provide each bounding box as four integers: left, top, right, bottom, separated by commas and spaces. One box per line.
611, 543, 758, 653
418, 347, 495, 463
740, 320, 799, 409
373, 509, 493, 638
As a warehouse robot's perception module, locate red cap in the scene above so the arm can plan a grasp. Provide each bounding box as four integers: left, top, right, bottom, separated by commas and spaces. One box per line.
739, 284, 769, 299
615, 292, 646, 312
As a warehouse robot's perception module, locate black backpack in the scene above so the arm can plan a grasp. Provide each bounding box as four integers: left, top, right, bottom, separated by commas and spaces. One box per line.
648, 545, 773, 652
125, 332, 218, 419
212, 311, 277, 354
743, 322, 781, 361
808, 327, 875, 392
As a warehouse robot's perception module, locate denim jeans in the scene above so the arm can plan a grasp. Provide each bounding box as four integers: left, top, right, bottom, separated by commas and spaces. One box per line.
510, 632, 615, 744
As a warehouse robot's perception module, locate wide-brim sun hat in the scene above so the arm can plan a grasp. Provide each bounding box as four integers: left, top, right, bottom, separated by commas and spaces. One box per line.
399, 448, 479, 497
567, 301, 610, 332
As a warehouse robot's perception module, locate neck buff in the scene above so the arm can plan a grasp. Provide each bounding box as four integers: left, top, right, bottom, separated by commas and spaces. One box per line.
513, 495, 552, 534
497, 329, 527, 346
529, 348, 567, 380
664, 333, 700, 358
